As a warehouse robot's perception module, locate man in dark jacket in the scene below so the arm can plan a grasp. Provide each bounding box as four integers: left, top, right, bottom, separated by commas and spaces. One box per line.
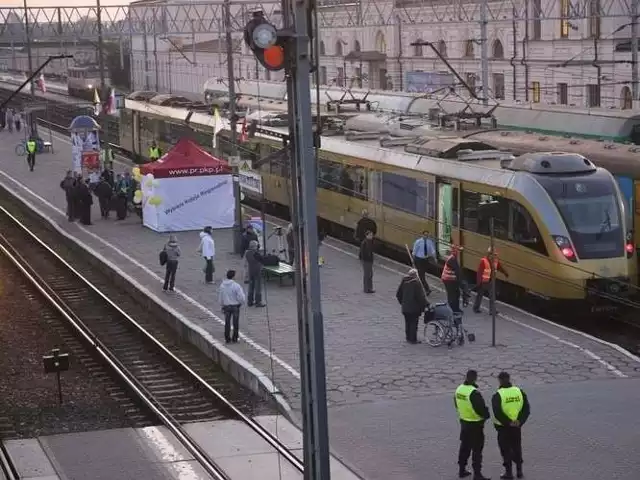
245, 240, 266, 307
396, 269, 428, 344
100, 164, 115, 189
358, 230, 375, 293
76, 178, 93, 225
241, 225, 259, 256
454, 370, 491, 480
491, 372, 530, 479
354, 210, 377, 244
60, 170, 75, 221
94, 177, 113, 219
441, 245, 468, 313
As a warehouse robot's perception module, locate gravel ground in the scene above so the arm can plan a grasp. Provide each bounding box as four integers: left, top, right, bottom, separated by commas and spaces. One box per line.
0, 254, 149, 439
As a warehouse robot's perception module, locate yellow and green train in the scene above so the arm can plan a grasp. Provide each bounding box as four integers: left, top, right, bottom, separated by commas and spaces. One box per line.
120, 96, 637, 313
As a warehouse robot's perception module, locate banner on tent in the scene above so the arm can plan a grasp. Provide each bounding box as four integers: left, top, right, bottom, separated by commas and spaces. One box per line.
154, 165, 228, 178
143, 174, 235, 232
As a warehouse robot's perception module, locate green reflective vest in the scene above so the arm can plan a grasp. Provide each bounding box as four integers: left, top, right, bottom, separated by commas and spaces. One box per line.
149, 146, 160, 159
494, 386, 523, 426
455, 384, 484, 422
26, 141, 36, 153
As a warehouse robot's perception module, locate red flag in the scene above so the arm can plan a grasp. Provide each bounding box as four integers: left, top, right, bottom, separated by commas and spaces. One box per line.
240, 114, 248, 143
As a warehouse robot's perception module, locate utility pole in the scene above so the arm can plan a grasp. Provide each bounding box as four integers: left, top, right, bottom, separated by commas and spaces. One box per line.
489, 217, 497, 347
97, 0, 106, 95
282, 1, 331, 478
480, 0, 489, 105
632, 0, 639, 101
225, 0, 244, 255
23, 0, 35, 97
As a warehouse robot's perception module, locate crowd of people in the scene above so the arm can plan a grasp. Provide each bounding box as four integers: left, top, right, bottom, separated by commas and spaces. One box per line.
59, 164, 140, 225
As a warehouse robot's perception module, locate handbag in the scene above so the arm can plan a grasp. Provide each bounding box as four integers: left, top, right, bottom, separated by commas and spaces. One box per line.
159, 250, 168, 266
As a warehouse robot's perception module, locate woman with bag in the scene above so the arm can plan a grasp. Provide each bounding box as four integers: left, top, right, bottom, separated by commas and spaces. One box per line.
161, 234, 181, 292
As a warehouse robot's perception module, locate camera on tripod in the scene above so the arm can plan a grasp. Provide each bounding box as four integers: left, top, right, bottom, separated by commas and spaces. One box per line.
273, 226, 283, 236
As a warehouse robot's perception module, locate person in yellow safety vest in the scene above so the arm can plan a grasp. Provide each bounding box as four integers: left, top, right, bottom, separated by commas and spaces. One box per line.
473, 247, 509, 314
454, 369, 491, 480
26, 138, 37, 172
441, 245, 469, 314
491, 372, 530, 480
149, 142, 161, 161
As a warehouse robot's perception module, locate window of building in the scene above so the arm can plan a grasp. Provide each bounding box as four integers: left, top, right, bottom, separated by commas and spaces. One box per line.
318, 157, 367, 199
532, 0, 542, 40
354, 40, 361, 52
493, 73, 505, 100
492, 40, 504, 59
588, 0, 601, 38
621, 86, 633, 110
335, 40, 343, 56
557, 82, 568, 105
587, 84, 601, 107
437, 40, 447, 58
560, 0, 570, 38
381, 172, 435, 217
319, 41, 326, 55
355, 67, 363, 88
466, 73, 476, 93
336, 67, 344, 87
320, 66, 327, 85
464, 40, 475, 58
265, 70, 271, 81
413, 41, 423, 57
532, 81, 541, 103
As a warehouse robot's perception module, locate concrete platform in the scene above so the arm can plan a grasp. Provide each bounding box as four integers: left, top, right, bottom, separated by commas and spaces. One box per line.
3, 415, 349, 480
1, 129, 639, 479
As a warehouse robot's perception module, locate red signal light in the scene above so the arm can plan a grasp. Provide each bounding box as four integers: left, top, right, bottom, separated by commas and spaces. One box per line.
264, 45, 285, 70
626, 242, 634, 255
561, 247, 575, 259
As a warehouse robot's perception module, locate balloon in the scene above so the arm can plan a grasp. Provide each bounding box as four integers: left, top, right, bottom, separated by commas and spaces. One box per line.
133, 196, 142, 205
148, 195, 162, 206
132, 167, 140, 177
133, 189, 142, 201
144, 179, 154, 189
152, 180, 160, 188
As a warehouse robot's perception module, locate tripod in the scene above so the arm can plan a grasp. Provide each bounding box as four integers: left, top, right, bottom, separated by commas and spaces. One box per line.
267, 226, 287, 261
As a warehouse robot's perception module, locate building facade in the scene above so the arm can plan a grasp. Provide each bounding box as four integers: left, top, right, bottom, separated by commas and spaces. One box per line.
125, 0, 637, 110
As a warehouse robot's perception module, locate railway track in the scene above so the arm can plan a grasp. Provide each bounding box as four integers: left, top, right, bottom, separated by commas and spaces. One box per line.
0, 205, 304, 479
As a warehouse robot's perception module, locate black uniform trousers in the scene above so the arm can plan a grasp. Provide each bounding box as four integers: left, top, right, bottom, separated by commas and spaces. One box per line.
496, 425, 523, 468
459, 422, 485, 474
444, 280, 461, 313
27, 153, 35, 171
414, 257, 431, 292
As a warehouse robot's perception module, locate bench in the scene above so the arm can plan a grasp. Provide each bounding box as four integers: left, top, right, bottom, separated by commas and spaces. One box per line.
263, 262, 295, 286
42, 141, 53, 153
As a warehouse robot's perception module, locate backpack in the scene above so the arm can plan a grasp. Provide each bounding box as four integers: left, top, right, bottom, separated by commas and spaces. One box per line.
159, 250, 168, 266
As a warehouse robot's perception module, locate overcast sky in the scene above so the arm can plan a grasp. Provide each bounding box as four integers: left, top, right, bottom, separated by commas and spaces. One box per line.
0, 1, 130, 7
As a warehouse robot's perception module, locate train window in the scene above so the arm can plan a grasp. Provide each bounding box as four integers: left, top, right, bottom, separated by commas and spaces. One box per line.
381, 172, 430, 216
318, 158, 367, 198
509, 201, 547, 255
461, 190, 508, 239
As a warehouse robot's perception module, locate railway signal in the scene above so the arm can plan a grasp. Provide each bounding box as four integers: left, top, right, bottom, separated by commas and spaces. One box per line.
243, 11, 286, 71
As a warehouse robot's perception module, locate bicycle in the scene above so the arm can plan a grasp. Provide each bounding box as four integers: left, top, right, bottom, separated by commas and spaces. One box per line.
423, 295, 476, 348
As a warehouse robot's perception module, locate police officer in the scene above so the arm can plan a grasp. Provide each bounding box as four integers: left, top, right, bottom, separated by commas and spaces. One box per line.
441, 245, 468, 314
491, 372, 530, 479
473, 247, 509, 313
148, 142, 161, 161
454, 369, 491, 480
26, 137, 37, 171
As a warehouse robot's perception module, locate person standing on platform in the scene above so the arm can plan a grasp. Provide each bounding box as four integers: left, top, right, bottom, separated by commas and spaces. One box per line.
162, 234, 181, 292
354, 209, 377, 244
245, 240, 266, 307
491, 372, 530, 480
286, 223, 295, 265
241, 224, 260, 283
395, 268, 428, 344
454, 369, 491, 480
94, 177, 113, 219
411, 230, 436, 294
359, 230, 375, 294
5, 109, 13, 132
441, 245, 468, 314
198, 226, 215, 284
218, 269, 246, 343
148, 142, 162, 161
100, 163, 115, 189
26, 137, 36, 171
114, 174, 129, 220
77, 178, 93, 226
60, 171, 76, 222
474, 247, 509, 314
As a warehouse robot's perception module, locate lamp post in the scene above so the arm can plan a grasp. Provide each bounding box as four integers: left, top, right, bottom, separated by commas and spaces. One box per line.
480, 198, 499, 347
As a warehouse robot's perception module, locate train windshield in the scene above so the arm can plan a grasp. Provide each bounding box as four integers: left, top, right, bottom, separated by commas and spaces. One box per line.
538, 175, 624, 259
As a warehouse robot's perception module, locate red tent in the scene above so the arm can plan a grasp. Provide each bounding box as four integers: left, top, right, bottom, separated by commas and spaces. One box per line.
140, 138, 231, 178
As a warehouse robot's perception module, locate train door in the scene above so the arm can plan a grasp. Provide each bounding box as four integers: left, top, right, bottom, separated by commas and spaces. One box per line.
436, 180, 460, 259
